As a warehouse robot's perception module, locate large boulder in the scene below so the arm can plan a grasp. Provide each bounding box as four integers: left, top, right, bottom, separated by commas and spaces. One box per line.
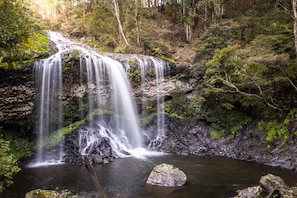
259, 174, 294, 197
235, 174, 296, 198
146, 163, 187, 187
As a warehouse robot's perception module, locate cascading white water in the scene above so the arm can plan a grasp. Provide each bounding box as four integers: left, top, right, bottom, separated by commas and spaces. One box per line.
130, 56, 169, 138
31, 31, 168, 166
34, 42, 64, 164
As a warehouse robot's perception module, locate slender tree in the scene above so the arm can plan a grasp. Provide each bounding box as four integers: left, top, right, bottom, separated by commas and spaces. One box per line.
108, 0, 130, 46
134, 0, 141, 46
292, 0, 297, 57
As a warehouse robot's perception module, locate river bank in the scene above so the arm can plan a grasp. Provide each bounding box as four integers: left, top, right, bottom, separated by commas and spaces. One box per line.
149, 117, 297, 172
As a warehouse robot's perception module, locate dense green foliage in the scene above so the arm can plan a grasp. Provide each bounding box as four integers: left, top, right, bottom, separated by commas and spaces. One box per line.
161, 0, 297, 141
188, 1, 297, 140
0, 0, 48, 190
0, 137, 20, 191
0, 0, 30, 48
0, 0, 50, 69
0, 131, 33, 191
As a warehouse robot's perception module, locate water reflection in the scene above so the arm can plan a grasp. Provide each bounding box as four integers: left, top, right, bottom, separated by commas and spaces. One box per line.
2, 155, 297, 198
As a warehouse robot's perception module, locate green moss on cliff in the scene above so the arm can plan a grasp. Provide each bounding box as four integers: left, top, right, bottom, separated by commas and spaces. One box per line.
44, 109, 113, 149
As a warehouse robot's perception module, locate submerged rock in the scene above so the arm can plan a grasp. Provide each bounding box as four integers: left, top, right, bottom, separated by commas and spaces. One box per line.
146, 163, 187, 187
25, 189, 59, 198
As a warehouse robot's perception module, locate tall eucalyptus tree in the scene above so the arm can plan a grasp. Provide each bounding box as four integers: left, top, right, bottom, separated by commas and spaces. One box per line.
292, 0, 297, 58
102, 0, 130, 46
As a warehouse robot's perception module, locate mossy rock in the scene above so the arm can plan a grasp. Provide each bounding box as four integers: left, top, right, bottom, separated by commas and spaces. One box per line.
25, 189, 60, 198
146, 163, 187, 187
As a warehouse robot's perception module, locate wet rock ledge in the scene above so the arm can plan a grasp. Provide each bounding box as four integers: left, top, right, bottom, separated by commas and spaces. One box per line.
152, 117, 297, 172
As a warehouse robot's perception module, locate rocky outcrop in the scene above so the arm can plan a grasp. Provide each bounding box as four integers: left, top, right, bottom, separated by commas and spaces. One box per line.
0, 67, 35, 127
134, 77, 193, 103
63, 122, 116, 165
0, 82, 34, 123
151, 117, 297, 172
235, 174, 297, 198
259, 174, 295, 197
0, 53, 185, 127
146, 163, 187, 187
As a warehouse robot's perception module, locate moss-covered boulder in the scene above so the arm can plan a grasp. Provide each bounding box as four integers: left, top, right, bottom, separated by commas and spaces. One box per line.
146, 163, 187, 187
25, 189, 60, 198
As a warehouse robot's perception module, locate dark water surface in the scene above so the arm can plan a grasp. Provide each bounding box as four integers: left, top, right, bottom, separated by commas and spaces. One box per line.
2, 155, 297, 198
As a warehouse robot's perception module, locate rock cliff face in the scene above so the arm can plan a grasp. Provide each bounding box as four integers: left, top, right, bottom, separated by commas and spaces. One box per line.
152, 117, 297, 172
0, 67, 35, 129
0, 56, 191, 132
0, 83, 34, 122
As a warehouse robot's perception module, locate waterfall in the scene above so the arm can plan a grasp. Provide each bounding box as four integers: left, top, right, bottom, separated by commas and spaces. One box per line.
34, 41, 64, 164
130, 56, 169, 138
30, 31, 169, 166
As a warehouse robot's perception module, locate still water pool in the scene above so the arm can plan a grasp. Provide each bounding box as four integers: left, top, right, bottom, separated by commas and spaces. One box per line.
2, 155, 297, 198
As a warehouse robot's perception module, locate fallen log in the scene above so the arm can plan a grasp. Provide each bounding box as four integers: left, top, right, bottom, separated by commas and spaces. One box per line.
84, 157, 107, 198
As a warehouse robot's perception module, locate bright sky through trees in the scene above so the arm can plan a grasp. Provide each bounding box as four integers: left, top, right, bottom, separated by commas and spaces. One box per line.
30, 0, 56, 18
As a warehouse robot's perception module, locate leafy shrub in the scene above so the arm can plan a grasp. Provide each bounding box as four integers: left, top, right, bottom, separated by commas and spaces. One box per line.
193, 26, 227, 63
127, 70, 141, 81
210, 128, 225, 139
0, 0, 31, 48
10, 137, 33, 161
165, 91, 189, 119
258, 120, 287, 147
0, 138, 21, 191
0, 0, 49, 69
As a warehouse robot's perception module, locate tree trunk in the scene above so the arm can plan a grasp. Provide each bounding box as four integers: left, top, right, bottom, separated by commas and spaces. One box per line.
184, 23, 191, 43
84, 158, 107, 198
204, 0, 208, 30
182, 0, 193, 43
112, 0, 130, 46
134, 0, 141, 46
292, 0, 297, 57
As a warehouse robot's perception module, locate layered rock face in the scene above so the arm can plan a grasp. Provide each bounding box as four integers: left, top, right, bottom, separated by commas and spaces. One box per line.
153, 117, 297, 172
0, 67, 35, 127
0, 54, 192, 168
0, 57, 190, 125
0, 83, 34, 122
